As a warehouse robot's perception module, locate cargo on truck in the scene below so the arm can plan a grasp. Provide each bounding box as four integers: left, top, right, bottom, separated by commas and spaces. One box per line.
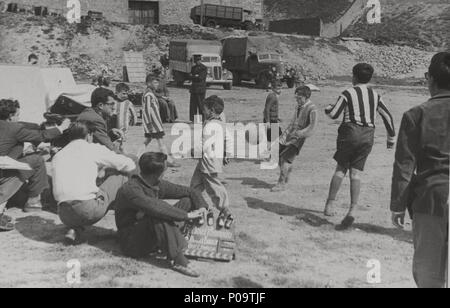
169, 40, 233, 90
221, 36, 285, 89
190, 4, 262, 30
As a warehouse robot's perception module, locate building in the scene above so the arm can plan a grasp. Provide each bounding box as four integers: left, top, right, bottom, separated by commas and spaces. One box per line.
7, 0, 263, 25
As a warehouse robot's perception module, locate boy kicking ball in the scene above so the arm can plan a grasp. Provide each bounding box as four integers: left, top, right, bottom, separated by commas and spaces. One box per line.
272, 86, 318, 192
323, 63, 396, 229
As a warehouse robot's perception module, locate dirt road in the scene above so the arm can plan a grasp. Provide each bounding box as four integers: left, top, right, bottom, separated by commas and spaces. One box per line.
0, 81, 429, 288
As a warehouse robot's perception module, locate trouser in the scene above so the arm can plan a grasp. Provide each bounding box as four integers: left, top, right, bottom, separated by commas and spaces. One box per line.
0, 154, 49, 206
158, 98, 178, 123
58, 175, 128, 229
190, 92, 206, 122
119, 197, 198, 261
413, 211, 449, 288
190, 166, 229, 212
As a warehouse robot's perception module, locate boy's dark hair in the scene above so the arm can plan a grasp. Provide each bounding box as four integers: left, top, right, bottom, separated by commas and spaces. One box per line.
428, 52, 450, 90
352, 63, 374, 84
146, 74, 160, 84
295, 86, 312, 99
204, 95, 225, 115
116, 83, 130, 93
97, 76, 110, 87
67, 121, 95, 142
91, 87, 116, 108
0, 99, 19, 120
272, 80, 283, 89
28, 53, 38, 62
139, 152, 168, 176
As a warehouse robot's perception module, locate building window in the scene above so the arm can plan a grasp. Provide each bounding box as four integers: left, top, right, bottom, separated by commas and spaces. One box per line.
129, 1, 159, 25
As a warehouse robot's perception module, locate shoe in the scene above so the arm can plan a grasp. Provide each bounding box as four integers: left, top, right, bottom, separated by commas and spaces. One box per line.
172, 264, 200, 278
217, 213, 226, 229
64, 228, 83, 245
24, 198, 43, 213
207, 210, 214, 226
336, 216, 355, 231
224, 214, 234, 230
271, 183, 286, 192
198, 213, 205, 226
0, 214, 15, 232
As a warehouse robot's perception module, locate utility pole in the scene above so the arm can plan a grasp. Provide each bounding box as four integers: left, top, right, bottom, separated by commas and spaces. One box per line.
200, 0, 205, 26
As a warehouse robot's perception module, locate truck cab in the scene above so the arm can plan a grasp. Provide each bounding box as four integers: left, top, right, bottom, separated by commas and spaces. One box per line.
169, 40, 233, 90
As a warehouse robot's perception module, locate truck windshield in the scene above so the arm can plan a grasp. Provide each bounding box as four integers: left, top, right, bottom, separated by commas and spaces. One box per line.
201, 56, 220, 63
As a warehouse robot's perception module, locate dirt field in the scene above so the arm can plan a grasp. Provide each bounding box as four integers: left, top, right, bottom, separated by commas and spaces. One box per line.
0, 81, 430, 288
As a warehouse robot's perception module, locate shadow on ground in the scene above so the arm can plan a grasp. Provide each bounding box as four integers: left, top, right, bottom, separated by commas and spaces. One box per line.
229, 178, 274, 190
353, 223, 413, 243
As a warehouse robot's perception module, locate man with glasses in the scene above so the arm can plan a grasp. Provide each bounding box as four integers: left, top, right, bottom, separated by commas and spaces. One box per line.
77, 87, 124, 153
391, 52, 450, 288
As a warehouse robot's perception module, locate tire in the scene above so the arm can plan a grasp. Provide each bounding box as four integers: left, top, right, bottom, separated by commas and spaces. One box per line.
223, 83, 232, 90
173, 71, 185, 87
257, 74, 270, 89
286, 79, 295, 89
205, 19, 217, 28
232, 72, 241, 86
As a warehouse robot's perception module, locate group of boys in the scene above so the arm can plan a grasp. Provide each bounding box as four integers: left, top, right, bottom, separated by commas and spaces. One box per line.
0, 52, 448, 285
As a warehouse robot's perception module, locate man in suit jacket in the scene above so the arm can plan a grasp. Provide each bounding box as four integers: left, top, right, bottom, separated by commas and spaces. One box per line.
77, 87, 123, 153
190, 55, 208, 122
0, 99, 70, 223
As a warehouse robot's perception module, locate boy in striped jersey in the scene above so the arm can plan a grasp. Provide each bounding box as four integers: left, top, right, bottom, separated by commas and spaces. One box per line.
142, 75, 179, 168
324, 63, 396, 229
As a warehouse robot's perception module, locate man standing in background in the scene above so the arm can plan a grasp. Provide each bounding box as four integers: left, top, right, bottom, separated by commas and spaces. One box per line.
391, 52, 450, 288
190, 54, 207, 122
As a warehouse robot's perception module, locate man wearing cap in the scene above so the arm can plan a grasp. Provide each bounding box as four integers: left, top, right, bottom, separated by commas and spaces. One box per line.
190, 54, 208, 122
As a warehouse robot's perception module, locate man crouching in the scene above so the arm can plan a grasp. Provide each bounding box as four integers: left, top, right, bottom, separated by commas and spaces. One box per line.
114, 152, 208, 278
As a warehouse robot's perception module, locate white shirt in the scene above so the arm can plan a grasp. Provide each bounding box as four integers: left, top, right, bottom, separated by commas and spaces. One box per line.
52, 139, 136, 203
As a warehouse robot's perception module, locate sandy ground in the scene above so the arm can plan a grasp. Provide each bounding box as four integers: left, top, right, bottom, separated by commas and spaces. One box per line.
0, 80, 430, 288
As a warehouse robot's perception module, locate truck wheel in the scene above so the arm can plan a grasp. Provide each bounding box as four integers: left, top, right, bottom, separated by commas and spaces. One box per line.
257, 74, 270, 89
205, 19, 217, 28
173, 71, 185, 87
232, 72, 241, 86
286, 79, 295, 89
223, 83, 232, 90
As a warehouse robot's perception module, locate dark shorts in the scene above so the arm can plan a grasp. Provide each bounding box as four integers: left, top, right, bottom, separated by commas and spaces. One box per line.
334, 123, 375, 171
145, 132, 165, 139
279, 144, 300, 164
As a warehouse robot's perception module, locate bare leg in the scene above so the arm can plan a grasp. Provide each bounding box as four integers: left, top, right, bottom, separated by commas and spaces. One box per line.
0, 202, 6, 214
347, 168, 361, 218
324, 165, 347, 216
272, 160, 291, 192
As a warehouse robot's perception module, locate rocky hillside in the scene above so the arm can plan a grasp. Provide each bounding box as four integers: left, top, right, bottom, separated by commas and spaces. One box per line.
0, 11, 434, 81
344, 0, 450, 50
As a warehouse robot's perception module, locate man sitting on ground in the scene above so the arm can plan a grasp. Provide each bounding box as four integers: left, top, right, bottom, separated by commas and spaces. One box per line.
153, 68, 178, 123
52, 121, 136, 244
115, 152, 208, 277
0, 99, 70, 224
77, 87, 124, 153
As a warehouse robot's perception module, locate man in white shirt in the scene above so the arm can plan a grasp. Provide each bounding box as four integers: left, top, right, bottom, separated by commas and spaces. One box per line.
52, 121, 136, 244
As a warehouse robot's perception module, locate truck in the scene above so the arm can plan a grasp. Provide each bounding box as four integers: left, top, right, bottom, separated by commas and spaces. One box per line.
190, 4, 261, 30
169, 40, 233, 90
221, 36, 285, 89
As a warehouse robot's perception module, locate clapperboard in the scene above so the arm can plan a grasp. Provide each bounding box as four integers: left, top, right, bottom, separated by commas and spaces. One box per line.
123, 51, 146, 83
183, 223, 236, 262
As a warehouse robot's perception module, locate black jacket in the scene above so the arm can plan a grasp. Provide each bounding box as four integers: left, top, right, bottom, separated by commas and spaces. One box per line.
190, 63, 208, 94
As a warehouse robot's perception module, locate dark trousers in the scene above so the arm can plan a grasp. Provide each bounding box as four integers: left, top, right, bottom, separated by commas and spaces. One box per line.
0, 154, 49, 206
190, 92, 206, 122
413, 211, 448, 288
119, 198, 200, 261
158, 98, 178, 123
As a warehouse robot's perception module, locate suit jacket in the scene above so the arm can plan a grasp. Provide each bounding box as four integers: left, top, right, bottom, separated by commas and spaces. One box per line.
190, 63, 208, 94
0, 120, 61, 160
77, 108, 117, 152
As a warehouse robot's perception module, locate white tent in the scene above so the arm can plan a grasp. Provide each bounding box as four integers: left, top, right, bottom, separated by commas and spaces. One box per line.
0, 65, 94, 124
